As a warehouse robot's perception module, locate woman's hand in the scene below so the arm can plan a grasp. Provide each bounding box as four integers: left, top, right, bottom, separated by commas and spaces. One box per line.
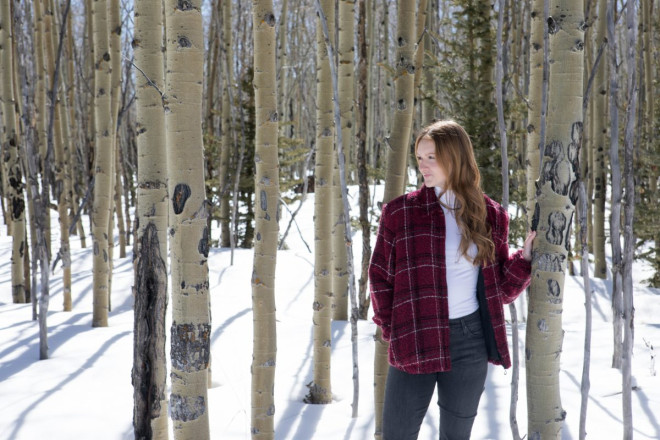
523, 230, 536, 262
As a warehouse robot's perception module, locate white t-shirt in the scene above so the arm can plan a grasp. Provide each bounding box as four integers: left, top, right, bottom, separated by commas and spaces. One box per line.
435, 187, 479, 319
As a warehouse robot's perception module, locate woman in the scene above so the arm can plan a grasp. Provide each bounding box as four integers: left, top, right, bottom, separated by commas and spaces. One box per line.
369, 120, 536, 439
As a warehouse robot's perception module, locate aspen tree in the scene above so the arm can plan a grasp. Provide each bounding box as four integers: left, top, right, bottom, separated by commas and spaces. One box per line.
332, 0, 354, 321
11, 1, 32, 304
109, 0, 125, 259
0, 0, 27, 304
204, 1, 218, 136
526, 1, 584, 438
30, 0, 48, 319
251, 2, 280, 436
621, 2, 637, 437
40, 0, 53, 258
356, 0, 371, 319
307, 0, 335, 405
374, 1, 416, 437
607, 0, 623, 371
592, 0, 608, 279
164, 1, 211, 438
641, 0, 653, 142
494, 3, 522, 439
412, 0, 428, 126
132, 0, 169, 436
316, 0, 361, 416
526, 0, 545, 223
219, 0, 233, 248
34, 0, 47, 162
45, 0, 72, 311
639, 0, 659, 286
114, 149, 126, 258
277, 0, 289, 138
421, 0, 436, 125
91, 0, 114, 327
65, 9, 85, 247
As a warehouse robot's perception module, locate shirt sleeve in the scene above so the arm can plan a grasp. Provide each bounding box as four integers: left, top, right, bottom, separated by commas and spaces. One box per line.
369, 203, 396, 341
493, 205, 532, 305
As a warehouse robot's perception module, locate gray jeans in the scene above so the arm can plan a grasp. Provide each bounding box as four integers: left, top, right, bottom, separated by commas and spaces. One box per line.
382, 310, 488, 440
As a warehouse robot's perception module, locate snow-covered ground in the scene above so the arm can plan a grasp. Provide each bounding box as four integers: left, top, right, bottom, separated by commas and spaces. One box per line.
1, 186, 659, 439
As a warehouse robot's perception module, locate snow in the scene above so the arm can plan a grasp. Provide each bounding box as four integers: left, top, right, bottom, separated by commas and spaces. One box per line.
1, 186, 659, 440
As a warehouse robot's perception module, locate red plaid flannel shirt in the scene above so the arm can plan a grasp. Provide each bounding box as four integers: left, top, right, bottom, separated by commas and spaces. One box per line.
369, 185, 532, 374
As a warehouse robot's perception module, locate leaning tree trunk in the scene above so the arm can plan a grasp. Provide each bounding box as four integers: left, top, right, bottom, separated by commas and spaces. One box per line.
621, 3, 637, 438
250, 0, 279, 438
374, 1, 416, 437
132, 0, 169, 437
91, 0, 113, 328
526, 1, 584, 438
306, 0, 335, 406
0, 0, 26, 304
164, 2, 211, 439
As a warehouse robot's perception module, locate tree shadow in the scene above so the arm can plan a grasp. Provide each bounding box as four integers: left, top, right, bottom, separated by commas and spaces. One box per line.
7, 330, 130, 440
276, 320, 347, 439
572, 276, 610, 322
211, 307, 251, 345
562, 369, 623, 427
284, 254, 314, 312
633, 384, 660, 439
0, 312, 89, 381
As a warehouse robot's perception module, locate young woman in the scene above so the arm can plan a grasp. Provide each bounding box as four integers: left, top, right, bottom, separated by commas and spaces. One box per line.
369, 120, 536, 439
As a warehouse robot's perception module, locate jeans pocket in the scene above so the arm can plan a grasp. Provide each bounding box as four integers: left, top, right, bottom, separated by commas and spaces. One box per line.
463, 319, 484, 338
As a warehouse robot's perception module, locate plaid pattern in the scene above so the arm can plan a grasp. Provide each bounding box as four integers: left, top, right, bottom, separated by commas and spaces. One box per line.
369, 185, 531, 374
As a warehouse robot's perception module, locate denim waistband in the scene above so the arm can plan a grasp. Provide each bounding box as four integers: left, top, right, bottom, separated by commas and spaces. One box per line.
448, 309, 480, 326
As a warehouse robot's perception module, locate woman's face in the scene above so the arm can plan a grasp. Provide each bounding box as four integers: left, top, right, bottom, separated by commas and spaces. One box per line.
416, 138, 447, 189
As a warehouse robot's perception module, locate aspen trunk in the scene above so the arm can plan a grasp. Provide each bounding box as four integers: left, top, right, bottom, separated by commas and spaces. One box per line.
0, 0, 27, 304
45, 0, 72, 311
356, 0, 371, 320
277, 0, 288, 138
577, 179, 593, 440
641, 0, 653, 142
526, 1, 584, 438
164, 1, 211, 438
307, 0, 334, 405
91, 0, 113, 328
109, 0, 125, 259
421, 0, 436, 124
592, 0, 608, 279
250, 2, 280, 437
607, 0, 623, 371
621, 3, 637, 437
526, 0, 545, 223
132, 0, 169, 436
331, 0, 354, 321
316, 0, 361, 417
219, 0, 233, 248
494, 2, 521, 438
374, 1, 417, 437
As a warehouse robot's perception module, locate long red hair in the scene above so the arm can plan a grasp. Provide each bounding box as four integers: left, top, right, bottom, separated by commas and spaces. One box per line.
415, 120, 495, 266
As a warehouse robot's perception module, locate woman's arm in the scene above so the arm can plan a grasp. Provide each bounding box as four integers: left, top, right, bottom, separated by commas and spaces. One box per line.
492, 206, 533, 304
